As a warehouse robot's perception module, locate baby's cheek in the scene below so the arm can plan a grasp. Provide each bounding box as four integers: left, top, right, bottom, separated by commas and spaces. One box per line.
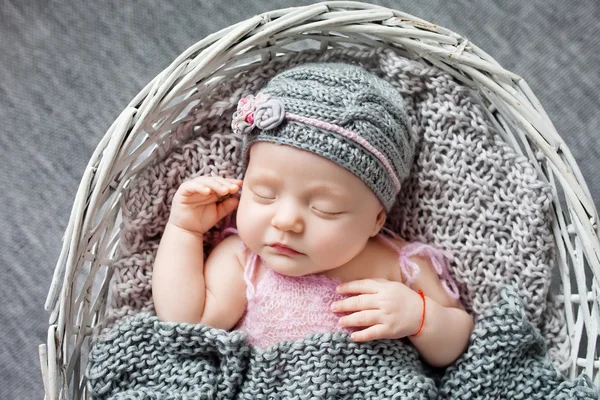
310, 222, 364, 265
235, 201, 261, 244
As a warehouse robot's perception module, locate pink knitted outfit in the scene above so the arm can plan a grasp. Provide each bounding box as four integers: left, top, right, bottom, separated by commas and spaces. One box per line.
234, 229, 459, 349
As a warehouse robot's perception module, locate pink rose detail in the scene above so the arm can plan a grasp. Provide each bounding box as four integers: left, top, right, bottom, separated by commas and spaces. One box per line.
232, 96, 256, 135
231, 93, 284, 135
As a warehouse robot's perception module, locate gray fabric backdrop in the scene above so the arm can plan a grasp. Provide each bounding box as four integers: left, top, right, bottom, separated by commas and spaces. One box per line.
1, 1, 598, 398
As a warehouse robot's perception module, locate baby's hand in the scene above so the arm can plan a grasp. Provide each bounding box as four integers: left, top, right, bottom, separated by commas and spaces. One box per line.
168, 176, 242, 235
331, 279, 423, 342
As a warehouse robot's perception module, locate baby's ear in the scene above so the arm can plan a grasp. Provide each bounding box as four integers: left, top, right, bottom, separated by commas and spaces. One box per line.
370, 208, 387, 237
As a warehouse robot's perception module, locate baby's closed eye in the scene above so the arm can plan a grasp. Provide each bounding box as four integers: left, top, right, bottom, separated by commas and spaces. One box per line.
250, 187, 276, 201
311, 206, 344, 216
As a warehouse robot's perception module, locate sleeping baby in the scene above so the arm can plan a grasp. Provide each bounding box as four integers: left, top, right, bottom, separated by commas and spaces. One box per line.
151, 62, 473, 368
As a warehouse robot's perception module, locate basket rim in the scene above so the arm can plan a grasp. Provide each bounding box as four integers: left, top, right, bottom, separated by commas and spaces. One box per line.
39, 2, 600, 398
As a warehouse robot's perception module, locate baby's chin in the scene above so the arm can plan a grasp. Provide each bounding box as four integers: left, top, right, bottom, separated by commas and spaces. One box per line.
262, 254, 309, 276
262, 254, 340, 278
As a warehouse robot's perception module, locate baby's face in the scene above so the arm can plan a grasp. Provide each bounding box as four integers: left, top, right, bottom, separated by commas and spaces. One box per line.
236, 142, 385, 277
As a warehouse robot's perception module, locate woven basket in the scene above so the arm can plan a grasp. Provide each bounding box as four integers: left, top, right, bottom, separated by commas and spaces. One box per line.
39, 2, 600, 399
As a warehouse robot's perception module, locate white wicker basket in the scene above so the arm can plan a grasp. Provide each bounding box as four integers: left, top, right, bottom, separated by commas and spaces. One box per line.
39, 2, 600, 399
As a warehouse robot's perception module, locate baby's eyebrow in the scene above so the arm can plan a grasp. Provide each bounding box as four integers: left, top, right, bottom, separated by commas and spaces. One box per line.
304, 182, 350, 199
246, 170, 280, 183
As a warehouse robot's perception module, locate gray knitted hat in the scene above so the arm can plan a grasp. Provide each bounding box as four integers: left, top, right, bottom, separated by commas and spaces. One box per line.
232, 62, 414, 212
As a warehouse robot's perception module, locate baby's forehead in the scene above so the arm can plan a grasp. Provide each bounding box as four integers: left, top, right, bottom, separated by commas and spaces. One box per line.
245, 142, 383, 204
246, 168, 348, 194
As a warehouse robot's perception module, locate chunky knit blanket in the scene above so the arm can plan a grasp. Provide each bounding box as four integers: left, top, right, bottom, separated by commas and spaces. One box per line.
87, 287, 596, 399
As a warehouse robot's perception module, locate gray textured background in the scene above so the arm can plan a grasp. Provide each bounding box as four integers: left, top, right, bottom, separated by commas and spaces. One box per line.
1, 1, 599, 398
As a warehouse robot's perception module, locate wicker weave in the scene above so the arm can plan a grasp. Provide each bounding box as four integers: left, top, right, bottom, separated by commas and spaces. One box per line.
39, 2, 600, 399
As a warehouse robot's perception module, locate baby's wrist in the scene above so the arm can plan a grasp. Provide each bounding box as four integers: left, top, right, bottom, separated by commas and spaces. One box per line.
407, 289, 428, 339
409, 290, 426, 337
165, 220, 206, 238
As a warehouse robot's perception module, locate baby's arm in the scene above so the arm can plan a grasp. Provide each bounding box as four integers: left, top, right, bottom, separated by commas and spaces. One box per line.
333, 254, 473, 368
406, 255, 473, 367
152, 176, 246, 329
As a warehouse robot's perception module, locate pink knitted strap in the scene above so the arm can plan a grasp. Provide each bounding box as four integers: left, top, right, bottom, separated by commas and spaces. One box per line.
222, 229, 257, 301
378, 234, 421, 285
243, 252, 259, 301
380, 229, 460, 299
285, 113, 402, 191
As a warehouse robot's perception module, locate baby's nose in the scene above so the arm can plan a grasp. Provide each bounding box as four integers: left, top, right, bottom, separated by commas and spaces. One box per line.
271, 202, 304, 233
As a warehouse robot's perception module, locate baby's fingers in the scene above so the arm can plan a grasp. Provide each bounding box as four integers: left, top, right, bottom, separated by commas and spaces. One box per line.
350, 325, 389, 342
215, 196, 240, 220
205, 177, 242, 197
336, 279, 386, 295
339, 310, 381, 328
180, 177, 238, 198
331, 294, 379, 312
178, 180, 212, 197
212, 176, 242, 191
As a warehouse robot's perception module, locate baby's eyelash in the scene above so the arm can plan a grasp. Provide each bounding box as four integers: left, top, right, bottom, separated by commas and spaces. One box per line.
252, 192, 275, 200
312, 207, 343, 216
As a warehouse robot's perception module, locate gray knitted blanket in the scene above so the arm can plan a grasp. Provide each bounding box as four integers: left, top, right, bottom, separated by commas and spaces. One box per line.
86, 287, 597, 399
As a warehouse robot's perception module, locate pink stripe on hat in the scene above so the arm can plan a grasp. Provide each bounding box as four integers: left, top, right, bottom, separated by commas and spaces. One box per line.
285, 113, 402, 191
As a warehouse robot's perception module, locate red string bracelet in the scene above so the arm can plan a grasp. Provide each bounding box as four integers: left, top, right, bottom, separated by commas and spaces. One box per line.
411, 289, 426, 337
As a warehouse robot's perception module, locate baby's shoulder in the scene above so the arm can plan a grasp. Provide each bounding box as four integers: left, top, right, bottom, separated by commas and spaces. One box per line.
376, 235, 462, 307
211, 234, 250, 270
367, 235, 440, 283
367, 234, 409, 258
377, 235, 409, 253
352, 235, 408, 281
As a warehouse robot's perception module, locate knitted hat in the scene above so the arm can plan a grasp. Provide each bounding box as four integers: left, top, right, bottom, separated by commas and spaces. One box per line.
232, 62, 414, 212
